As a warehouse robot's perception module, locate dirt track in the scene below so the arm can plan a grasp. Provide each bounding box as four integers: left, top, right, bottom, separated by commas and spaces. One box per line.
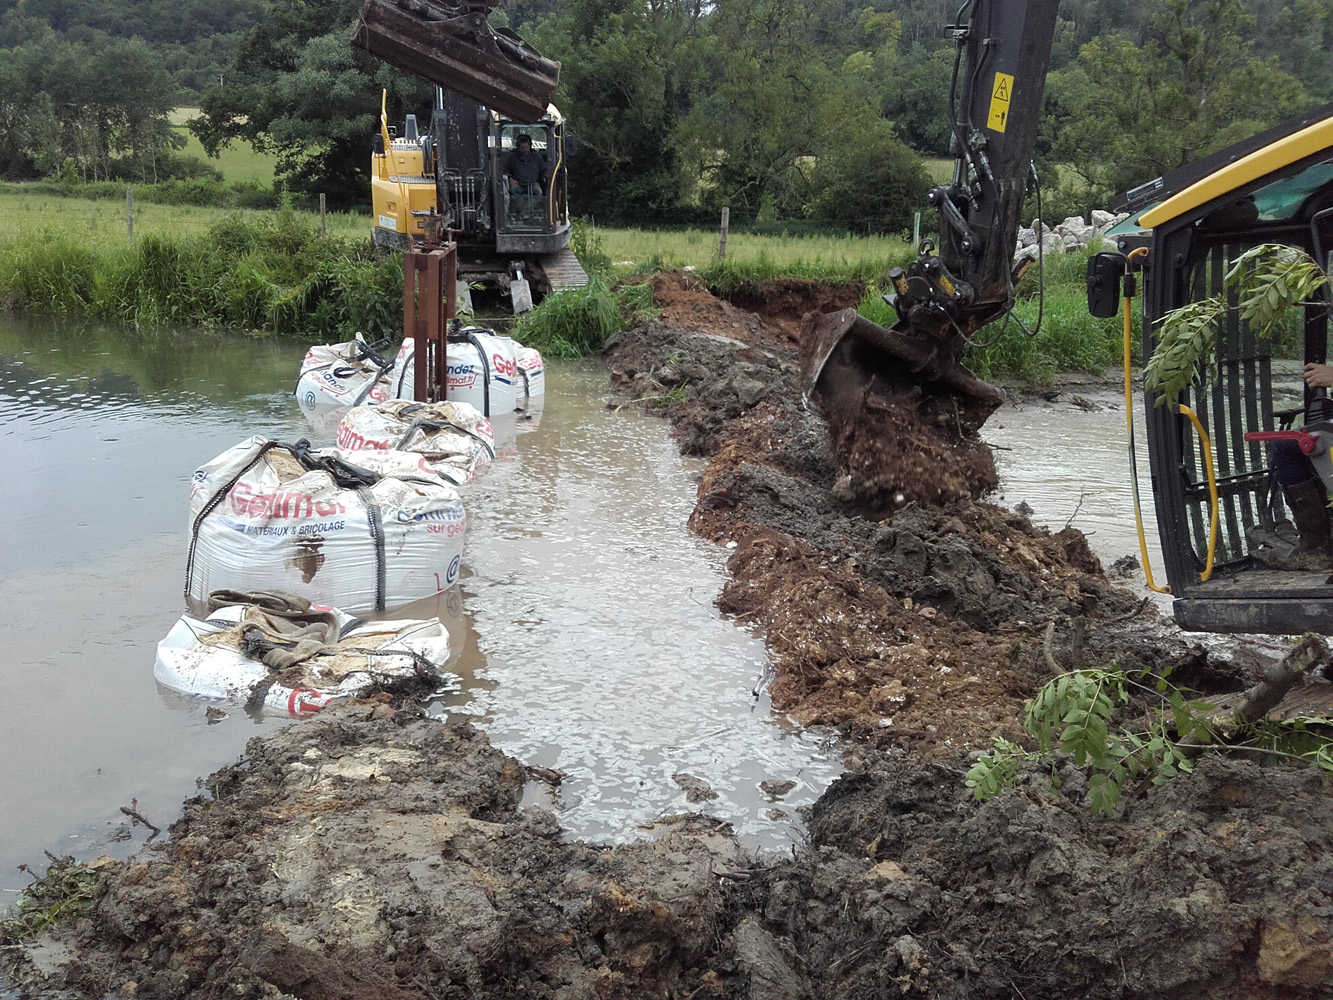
7, 273, 1333, 1000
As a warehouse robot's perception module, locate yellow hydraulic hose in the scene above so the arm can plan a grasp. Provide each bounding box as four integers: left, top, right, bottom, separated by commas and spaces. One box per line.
1122, 248, 1221, 589
1177, 405, 1220, 581
547, 128, 563, 225
1123, 249, 1171, 594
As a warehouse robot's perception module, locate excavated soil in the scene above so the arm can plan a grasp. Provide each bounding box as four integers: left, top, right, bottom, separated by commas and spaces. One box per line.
9, 271, 1333, 1000
12, 707, 752, 1000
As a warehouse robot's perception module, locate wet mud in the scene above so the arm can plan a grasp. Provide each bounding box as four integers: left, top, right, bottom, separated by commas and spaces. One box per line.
9, 273, 1333, 999
11, 707, 750, 1000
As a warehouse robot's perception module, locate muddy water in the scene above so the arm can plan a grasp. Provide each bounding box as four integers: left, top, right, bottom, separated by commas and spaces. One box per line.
0, 319, 836, 913
984, 391, 1172, 610
423, 363, 840, 846
0, 317, 312, 901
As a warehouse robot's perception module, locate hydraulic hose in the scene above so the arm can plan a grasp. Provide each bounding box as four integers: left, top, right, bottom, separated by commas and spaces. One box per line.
1122, 248, 1170, 594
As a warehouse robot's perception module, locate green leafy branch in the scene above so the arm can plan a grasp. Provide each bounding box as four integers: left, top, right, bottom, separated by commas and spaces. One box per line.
1145, 243, 1330, 405
0, 855, 100, 945
966, 659, 1333, 815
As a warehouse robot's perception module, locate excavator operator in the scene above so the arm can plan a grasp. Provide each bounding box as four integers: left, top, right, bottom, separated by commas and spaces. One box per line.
504, 133, 548, 219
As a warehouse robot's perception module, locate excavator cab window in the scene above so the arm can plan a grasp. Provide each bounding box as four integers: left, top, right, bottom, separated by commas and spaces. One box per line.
1137, 132, 1333, 632
497, 123, 553, 230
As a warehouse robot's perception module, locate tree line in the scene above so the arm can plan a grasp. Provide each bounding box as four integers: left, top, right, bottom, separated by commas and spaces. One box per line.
1, 0, 1330, 230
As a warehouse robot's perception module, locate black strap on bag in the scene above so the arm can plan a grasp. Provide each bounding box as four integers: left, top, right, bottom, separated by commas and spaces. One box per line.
186, 439, 390, 608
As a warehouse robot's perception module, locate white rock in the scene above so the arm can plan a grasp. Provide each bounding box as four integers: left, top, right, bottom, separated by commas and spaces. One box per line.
1091, 209, 1117, 228
1056, 215, 1088, 237
1017, 226, 1037, 248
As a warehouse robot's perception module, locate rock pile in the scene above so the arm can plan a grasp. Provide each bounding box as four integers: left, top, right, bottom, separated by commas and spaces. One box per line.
1014, 209, 1130, 264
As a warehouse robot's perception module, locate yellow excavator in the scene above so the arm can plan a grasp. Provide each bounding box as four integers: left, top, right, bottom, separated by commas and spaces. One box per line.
1090, 102, 1333, 633
354, 0, 587, 310
797, 0, 1333, 635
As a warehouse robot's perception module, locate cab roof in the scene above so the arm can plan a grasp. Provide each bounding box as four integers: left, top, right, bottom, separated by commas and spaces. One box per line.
1105, 103, 1333, 240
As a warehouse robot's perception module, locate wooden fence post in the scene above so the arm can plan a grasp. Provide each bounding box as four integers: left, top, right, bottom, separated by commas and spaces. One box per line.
319, 193, 327, 238
719, 206, 730, 259
126, 186, 134, 237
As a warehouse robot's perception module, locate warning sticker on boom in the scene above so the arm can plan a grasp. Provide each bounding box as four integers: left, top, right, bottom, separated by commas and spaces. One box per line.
987, 72, 1014, 132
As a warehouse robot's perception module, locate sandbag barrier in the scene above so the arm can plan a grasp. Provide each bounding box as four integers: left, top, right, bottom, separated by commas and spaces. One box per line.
300, 327, 545, 429
156, 595, 459, 717
185, 436, 466, 613
166, 325, 544, 712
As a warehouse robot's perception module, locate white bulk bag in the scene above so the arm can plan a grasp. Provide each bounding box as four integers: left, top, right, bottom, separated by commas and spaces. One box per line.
391, 329, 522, 416
186, 436, 467, 612
155, 602, 457, 717
517, 346, 546, 406
334, 400, 496, 487
295, 336, 399, 431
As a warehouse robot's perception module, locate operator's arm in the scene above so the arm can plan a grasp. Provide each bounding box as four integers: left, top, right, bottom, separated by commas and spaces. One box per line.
1304, 363, 1333, 389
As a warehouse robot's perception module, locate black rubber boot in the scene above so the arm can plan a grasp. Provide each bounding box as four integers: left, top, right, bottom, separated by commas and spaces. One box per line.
1283, 477, 1333, 557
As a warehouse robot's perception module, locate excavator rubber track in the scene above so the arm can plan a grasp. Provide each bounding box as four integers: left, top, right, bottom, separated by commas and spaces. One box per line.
354, 0, 560, 124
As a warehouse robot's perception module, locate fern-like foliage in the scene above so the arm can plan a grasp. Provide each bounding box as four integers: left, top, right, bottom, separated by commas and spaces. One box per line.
966, 662, 1333, 815
1144, 243, 1330, 406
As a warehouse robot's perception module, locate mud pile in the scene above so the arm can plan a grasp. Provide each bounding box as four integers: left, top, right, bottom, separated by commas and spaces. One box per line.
12, 706, 753, 1000
609, 272, 1172, 753
606, 271, 1333, 996
752, 756, 1333, 999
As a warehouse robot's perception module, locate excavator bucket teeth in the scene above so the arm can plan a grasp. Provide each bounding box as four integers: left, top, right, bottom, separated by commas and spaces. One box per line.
799, 309, 1004, 430
355, 0, 560, 124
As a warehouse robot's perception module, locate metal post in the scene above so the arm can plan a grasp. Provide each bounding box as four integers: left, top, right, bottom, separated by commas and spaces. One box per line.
405, 242, 457, 404
319, 193, 327, 238
126, 186, 133, 237
719, 206, 729, 259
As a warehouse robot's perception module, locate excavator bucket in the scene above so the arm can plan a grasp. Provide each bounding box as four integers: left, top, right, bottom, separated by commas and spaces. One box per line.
799, 309, 1004, 432
354, 0, 560, 124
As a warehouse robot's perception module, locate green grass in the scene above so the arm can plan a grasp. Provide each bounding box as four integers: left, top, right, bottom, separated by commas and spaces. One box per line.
593, 225, 914, 273
170, 107, 278, 185
0, 190, 369, 242
923, 157, 954, 185
0, 209, 404, 339
512, 276, 658, 357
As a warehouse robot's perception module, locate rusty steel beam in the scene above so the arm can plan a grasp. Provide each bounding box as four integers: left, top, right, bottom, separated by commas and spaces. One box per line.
355, 0, 560, 124
406, 244, 458, 404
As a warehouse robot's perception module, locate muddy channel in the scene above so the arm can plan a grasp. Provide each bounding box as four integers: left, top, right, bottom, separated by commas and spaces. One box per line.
4, 279, 1333, 1000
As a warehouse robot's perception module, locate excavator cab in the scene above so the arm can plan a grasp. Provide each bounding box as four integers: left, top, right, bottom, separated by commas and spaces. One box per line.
370, 92, 576, 295
1108, 101, 1333, 633
492, 116, 571, 247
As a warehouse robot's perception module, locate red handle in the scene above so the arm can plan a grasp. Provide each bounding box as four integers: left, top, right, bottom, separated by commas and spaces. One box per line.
1244, 429, 1319, 455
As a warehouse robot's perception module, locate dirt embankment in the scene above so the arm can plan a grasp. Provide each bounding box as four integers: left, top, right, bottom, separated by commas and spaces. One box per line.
9, 271, 1333, 1000
602, 270, 1333, 996
12, 707, 755, 1000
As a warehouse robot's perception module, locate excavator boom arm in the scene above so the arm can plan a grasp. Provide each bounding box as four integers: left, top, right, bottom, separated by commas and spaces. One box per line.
801, 0, 1059, 424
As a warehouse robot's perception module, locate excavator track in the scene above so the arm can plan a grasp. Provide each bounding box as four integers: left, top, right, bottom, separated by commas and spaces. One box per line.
536, 248, 589, 293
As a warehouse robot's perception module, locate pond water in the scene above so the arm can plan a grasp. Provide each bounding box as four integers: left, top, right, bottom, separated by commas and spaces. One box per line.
984, 390, 1172, 612
0, 316, 840, 909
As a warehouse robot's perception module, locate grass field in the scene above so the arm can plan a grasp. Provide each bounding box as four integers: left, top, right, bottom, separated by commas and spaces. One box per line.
595, 225, 914, 272
0, 181, 1119, 384
0, 191, 368, 243
169, 107, 278, 185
